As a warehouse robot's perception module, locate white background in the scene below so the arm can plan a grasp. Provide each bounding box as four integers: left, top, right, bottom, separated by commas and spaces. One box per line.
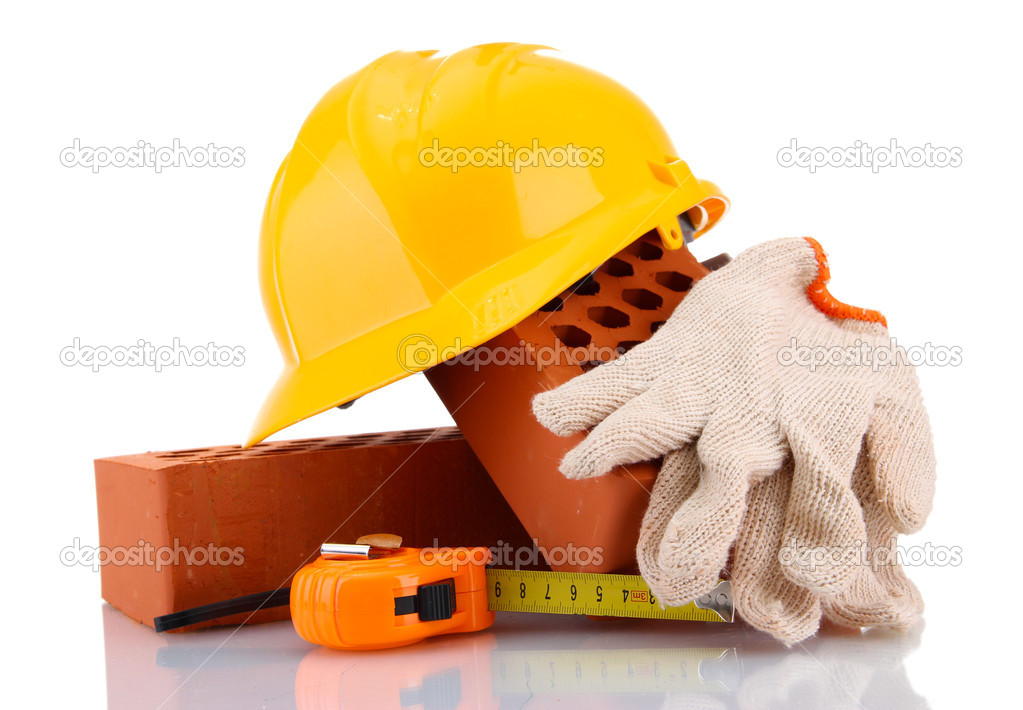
3, 1, 1020, 707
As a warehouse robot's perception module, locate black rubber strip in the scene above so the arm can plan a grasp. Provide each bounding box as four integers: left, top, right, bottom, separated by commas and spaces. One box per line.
153, 588, 291, 632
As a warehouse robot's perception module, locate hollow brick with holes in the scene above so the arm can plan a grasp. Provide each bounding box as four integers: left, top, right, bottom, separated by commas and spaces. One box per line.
95, 427, 533, 629
426, 235, 729, 573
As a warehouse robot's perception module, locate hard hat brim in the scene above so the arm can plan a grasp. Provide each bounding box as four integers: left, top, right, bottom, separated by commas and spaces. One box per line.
247, 180, 728, 446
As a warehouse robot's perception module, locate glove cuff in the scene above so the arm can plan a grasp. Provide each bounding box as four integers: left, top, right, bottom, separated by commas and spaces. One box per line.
803, 237, 888, 327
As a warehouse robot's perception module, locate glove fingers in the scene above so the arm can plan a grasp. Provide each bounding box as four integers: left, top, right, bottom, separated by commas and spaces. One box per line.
648, 426, 770, 603
558, 382, 707, 479
531, 338, 665, 436
637, 448, 709, 603
866, 368, 936, 534
732, 464, 823, 646
779, 429, 867, 595
868, 551, 924, 617
822, 572, 919, 631
824, 453, 923, 627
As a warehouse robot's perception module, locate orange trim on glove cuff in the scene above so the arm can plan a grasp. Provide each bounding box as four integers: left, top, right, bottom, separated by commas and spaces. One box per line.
803, 237, 887, 327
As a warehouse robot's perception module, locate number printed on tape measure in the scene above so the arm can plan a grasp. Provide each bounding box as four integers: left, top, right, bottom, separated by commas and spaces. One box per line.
485, 569, 729, 622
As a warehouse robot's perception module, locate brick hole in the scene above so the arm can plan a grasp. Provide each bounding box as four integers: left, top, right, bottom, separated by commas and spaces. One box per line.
322, 436, 381, 447
397, 428, 440, 438
568, 274, 600, 296
602, 258, 634, 278
588, 306, 630, 329
384, 434, 432, 444
552, 325, 592, 348
622, 288, 663, 311
617, 340, 644, 353
156, 447, 213, 458
270, 443, 317, 451
650, 320, 666, 335
318, 441, 364, 450
223, 448, 276, 457
655, 271, 693, 292
579, 361, 605, 373
626, 241, 663, 261
435, 430, 464, 440
538, 296, 564, 312
381, 429, 439, 443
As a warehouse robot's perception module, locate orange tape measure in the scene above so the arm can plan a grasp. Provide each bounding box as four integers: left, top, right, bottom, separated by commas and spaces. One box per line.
156, 543, 733, 650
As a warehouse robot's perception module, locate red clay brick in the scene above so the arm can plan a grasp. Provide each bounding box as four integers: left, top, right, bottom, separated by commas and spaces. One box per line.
427, 237, 723, 573
95, 427, 532, 629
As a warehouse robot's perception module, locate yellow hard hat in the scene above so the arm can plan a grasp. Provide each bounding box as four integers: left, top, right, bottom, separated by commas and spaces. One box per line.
248, 43, 728, 445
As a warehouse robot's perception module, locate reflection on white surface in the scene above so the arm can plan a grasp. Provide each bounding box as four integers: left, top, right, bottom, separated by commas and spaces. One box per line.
102, 604, 928, 709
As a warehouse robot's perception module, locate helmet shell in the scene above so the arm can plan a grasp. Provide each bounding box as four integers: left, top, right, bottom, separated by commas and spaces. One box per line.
249, 43, 727, 444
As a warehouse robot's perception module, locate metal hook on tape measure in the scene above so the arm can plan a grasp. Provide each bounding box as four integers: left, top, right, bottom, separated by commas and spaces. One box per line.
694, 580, 734, 622
320, 543, 374, 559
321, 534, 404, 560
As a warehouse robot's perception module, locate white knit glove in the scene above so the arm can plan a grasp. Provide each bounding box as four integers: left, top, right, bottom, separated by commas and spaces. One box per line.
646, 446, 923, 643
533, 238, 936, 607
